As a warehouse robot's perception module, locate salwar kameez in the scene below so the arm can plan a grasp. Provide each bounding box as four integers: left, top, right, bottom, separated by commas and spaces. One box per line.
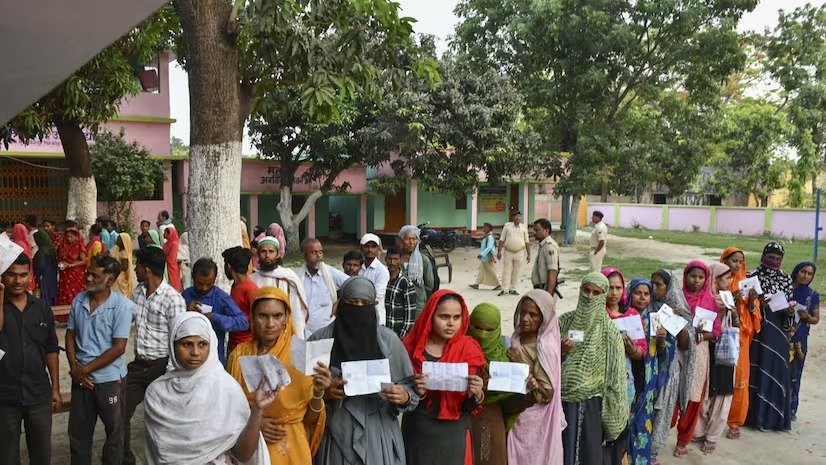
790, 267, 818, 418
693, 340, 734, 443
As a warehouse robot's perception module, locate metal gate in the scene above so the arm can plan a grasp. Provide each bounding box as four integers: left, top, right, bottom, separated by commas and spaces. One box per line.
0, 157, 68, 223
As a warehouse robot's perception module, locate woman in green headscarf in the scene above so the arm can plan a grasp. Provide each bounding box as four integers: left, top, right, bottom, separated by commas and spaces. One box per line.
32, 230, 58, 304
147, 230, 168, 283
468, 303, 526, 465
559, 272, 629, 465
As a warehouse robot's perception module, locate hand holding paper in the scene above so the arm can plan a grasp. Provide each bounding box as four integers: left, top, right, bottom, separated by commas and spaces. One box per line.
767, 293, 790, 312
612, 315, 645, 341
738, 276, 763, 296
341, 359, 391, 396
719, 291, 736, 309
239, 354, 292, 392
693, 307, 718, 332
657, 304, 688, 337
422, 361, 469, 392
487, 361, 530, 394
290, 336, 334, 376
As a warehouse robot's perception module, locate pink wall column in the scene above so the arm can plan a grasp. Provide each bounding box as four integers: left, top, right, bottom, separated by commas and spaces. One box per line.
522, 183, 530, 220
359, 194, 368, 237
308, 200, 316, 237
249, 194, 259, 233
409, 179, 418, 226
470, 189, 478, 231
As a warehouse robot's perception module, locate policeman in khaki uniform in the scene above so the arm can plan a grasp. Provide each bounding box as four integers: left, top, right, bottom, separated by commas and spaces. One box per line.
530, 218, 560, 296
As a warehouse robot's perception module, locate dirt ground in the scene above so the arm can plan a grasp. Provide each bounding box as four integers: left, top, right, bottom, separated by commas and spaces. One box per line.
28, 233, 824, 464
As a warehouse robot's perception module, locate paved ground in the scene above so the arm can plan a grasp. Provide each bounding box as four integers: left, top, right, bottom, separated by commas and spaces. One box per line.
26, 233, 824, 464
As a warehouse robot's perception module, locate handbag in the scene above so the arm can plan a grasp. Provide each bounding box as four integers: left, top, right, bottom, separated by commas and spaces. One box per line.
715, 309, 740, 366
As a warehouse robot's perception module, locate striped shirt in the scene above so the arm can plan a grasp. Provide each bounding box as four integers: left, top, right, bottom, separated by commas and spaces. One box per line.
132, 281, 186, 360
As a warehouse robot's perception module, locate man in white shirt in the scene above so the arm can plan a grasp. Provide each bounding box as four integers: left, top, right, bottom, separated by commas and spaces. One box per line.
297, 238, 348, 337
358, 233, 389, 325
250, 236, 309, 338
24, 215, 39, 256
590, 210, 608, 272
496, 211, 531, 296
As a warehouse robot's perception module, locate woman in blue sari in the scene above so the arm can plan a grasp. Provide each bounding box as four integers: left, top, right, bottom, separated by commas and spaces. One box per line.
790, 262, 820, 420
626, 278, 674, 465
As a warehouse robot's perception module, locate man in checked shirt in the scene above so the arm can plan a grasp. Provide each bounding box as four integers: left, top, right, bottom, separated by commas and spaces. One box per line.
383, 246, 417, 338
122, 247, 186, 465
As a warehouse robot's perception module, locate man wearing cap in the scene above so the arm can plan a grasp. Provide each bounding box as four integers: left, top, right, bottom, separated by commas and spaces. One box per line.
298, 238, 348, 337
359, 233, 390, 325
589, 210, 608, 272
496, 211, 531, 296
250, 236, 309, 338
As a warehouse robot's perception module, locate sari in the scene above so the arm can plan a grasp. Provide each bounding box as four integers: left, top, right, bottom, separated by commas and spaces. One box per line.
507, 290, 564, 465
227, 287, 326, 464
57, 228, 87, 307
402, 290, 486, 465
11, 224, 35, 292
111, 232, 134, 298
32, 230, 58, 304
721, 247, 762, 430
602, 268, 645, 408
163, 227, 182, 291
746, 243, 793, 431
144, 312, 270, 465
468, 303, 511, 465
559, 272, 628, 465
86, 234, 103, 266
627, 279, 674, 465
790, 262, 818, 417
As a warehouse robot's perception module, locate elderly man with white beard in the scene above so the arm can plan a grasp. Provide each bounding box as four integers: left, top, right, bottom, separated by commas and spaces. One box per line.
249, 236, 309, 338
297, 237, 348, 338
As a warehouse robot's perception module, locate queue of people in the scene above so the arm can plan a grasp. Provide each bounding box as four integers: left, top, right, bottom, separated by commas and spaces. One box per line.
0, 210, 820, 465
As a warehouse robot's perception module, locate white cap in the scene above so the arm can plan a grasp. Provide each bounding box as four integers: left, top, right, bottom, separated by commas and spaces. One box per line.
360, 233, 383, 250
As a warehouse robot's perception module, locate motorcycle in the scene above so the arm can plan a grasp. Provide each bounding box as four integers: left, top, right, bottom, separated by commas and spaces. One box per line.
418, 222, 457, 253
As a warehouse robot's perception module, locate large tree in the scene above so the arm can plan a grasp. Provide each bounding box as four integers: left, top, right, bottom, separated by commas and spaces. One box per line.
3, 9, 175, 231
454, 0, 757, 241
173, 0, 422, 280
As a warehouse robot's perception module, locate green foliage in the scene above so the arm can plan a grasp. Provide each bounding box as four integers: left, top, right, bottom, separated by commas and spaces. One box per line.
453, 0, 758, 199
170, 136, 189, 158
91, 130, 165, 201
705, 100, 791, 206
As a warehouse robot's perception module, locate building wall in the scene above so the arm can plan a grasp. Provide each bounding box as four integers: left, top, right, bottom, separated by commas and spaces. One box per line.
329, 196, 360, 235
417, 190, 467, 228
587, 202, 826, 239
368, 194, 385, 231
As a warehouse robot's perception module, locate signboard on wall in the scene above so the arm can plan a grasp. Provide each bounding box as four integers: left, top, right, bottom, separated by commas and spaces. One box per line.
478, 186, 507, 212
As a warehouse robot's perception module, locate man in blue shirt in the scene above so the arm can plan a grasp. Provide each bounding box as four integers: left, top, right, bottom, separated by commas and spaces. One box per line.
66, 255, 132, 465
182, 258, 249, 364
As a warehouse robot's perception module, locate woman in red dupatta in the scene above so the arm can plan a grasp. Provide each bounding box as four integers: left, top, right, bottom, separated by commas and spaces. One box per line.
163, 227, 182, 291
56, 227, 87, 313
672, 260, 723, 457
11, 224, 35, 292
401, 289, 486, 465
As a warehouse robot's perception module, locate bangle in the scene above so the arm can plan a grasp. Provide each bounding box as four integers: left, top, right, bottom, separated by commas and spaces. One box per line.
309, 398, 324, 413
312, 387, 325, 399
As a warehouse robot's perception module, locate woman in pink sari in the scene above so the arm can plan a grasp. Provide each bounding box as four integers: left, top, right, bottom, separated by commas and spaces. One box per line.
267, 223, 287, 259
163, 227, 183, 291
507, 289, 564, 465
11, 224, 35, 292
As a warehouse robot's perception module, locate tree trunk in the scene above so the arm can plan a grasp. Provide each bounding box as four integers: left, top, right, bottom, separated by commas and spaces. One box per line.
277, 187, 324, 254
565, 195, 581, 245
176, 0, 244, 290
56, 118, 97, 234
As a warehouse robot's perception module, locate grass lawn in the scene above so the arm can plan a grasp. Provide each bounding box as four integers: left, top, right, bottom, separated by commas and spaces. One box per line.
565, 254, 683, 282
608, 228, 826, 290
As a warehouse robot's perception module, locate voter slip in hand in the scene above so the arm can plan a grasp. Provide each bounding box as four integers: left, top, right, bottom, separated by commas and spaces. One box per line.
767, 293, 790, 313
487, 361, 530, 394
422, 361, 469, 392
693, 307, 718, 333
612, 315, 645, 341
198, 303, 213, 314
719, 291, 736, 309
290, 336, 334, 376
656, 304, 688, 337
238, 354, 292, 392
341, 359, 391, 396
738, 276, 763, 296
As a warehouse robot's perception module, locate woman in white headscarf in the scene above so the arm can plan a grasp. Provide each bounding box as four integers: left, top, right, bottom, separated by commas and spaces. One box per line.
398, 225, 434, 313
144, 312, 274, 465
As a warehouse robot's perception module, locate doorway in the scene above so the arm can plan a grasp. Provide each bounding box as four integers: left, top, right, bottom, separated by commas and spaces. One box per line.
384, 190, 407, 232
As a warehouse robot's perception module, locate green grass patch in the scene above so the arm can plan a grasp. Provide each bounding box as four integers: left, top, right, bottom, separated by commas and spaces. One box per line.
564, 255, 682, 283
609, 228, 826, 290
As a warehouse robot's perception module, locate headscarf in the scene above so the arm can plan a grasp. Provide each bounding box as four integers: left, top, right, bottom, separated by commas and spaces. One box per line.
507, 290, 564, 465
682, 260, 717, 313
177, 232, 190, 262
749, 243, 793, 300
33, 230, 55, 256
113, 232, 134, 298
708, 262, 731, 311
626, 278, 653, 352
720, 246, 761, 343
791, 261, 817, 287
399, 224, 423, 284
267, 223, 287, 258
402, 289, 486, 421
148, 230, 162, 248
558, 272, 628, 440
250, 286, 295, 362
59, 227, 86, 262
602, 267, 628, 308
11, 224, 32, 259
330, 277, 383, 369
468, 303, 509, 370
791, 262, 819, 339
144, 312, 269, 465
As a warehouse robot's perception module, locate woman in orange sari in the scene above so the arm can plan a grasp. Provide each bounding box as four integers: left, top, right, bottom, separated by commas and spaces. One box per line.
227, 286, 329, 464
720, 247, 761, 439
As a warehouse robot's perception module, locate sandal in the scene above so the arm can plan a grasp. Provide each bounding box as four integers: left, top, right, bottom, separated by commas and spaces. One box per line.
673, 445, 689, 458
701, 441, 716, 454
727, 427, 741, 439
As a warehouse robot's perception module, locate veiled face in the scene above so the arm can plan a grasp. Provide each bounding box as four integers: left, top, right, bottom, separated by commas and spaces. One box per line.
580, 282, 604, 298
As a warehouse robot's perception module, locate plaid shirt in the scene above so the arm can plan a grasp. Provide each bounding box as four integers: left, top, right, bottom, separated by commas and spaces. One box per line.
385, 273, 417, 338
132, 281, 186, 360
